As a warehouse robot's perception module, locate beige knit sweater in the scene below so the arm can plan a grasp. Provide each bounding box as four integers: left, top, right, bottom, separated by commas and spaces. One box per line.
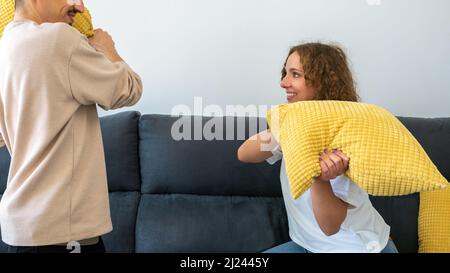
0, 20, 143, 246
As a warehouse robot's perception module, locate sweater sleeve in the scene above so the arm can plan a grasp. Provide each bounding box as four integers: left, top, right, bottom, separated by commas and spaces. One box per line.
68, 37, 143, 110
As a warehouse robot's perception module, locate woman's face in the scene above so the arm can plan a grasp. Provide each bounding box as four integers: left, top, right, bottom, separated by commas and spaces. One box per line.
280, 52, 316, 103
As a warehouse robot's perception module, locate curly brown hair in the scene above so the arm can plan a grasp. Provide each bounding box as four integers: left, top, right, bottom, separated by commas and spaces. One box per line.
281, 43, 360, 102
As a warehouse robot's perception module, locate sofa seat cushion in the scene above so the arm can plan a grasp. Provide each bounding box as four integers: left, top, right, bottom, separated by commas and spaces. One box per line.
103, 191, 140, 253
135, 194, 289, 253
369, 194, 420, 253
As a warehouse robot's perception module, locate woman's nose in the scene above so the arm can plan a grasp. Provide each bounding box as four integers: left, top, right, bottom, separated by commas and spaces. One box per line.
280, 77, 289, 88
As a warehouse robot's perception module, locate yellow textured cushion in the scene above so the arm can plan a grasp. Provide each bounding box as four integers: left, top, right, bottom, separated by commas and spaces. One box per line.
267, 100, 448, 200
0, 0, 94, 38
0, 0, 15, 39
419, 186, 450, 253
71, 9, 94, 38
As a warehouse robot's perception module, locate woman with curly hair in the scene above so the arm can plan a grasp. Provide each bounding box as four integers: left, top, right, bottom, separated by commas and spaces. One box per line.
238, 42, 398, 253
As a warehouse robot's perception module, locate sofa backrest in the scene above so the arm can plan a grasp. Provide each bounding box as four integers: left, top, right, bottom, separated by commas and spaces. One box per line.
0, 139, 10, 252
135, 115, 288, 252
98, 111, 142, 253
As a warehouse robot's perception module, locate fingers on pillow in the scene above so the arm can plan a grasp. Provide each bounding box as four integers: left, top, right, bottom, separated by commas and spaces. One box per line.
319, 159, 329, 174
322, 156, 337, 177
334, 149, 350, 162
333, 150, 350, 170
328, 153, 343, 167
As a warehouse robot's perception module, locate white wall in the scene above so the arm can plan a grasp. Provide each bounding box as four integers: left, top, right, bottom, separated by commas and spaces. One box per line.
85, 0, 450, 118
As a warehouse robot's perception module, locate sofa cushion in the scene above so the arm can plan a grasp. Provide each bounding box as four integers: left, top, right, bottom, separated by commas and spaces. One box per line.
102, 191, 140, 253
0, 195, 8, 252
369, 194, 419, 253
0, 146, 10, 194
418, 186, 450, 253
399, 117, 450, 253
135, 194, 289, 253
397, 117, 450, 181
0, 146, 8, 250
100, 111, 141, 192
0, 0, 14, 39
139, 115, 281, 196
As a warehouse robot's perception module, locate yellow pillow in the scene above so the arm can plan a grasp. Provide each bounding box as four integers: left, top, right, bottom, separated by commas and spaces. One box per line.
267, 100, 449, 200
0, 0, 94, 38
71, 8, 94, 38
419, 186, 450, 253
0, 0, 15, 39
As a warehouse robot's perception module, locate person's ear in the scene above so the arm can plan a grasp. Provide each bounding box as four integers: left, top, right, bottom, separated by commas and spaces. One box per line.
67, 0, 85, 12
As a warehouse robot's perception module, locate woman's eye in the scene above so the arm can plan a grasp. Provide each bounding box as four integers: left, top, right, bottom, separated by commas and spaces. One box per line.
293, 72, 301, 78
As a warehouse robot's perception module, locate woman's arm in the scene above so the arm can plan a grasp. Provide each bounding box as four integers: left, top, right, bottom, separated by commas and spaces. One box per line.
237, 130, 276, 163
311, 150, 350, 236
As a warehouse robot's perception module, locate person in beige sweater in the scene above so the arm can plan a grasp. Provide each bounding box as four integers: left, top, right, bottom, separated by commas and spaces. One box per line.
0, 0, 143, 253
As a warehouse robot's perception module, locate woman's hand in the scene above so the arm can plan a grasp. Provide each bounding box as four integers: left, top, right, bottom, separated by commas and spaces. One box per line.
316, 149, 349, 182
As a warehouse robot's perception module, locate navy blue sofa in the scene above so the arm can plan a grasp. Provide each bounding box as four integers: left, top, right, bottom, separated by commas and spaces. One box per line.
0, 111, 449, 253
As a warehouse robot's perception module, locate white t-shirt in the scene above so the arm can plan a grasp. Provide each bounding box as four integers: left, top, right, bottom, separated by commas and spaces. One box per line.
267, 145, 390, 253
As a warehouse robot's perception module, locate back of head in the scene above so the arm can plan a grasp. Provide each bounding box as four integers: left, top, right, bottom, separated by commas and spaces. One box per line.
1, 0, 94, 38
282, 42, 360, 102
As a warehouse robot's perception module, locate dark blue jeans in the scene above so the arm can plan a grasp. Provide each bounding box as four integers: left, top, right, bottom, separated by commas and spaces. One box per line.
264, 239, 399, 253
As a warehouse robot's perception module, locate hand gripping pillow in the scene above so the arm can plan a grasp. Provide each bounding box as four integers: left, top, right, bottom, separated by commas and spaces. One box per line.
267, 100, 448, 200
0, 0, 94, 38
419, 186, 450, 253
